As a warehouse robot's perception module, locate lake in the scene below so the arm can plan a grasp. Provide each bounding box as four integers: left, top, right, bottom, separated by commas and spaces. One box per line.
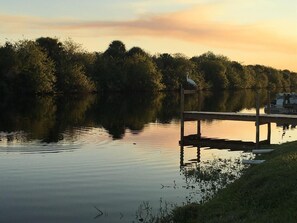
0, 90, 296, 223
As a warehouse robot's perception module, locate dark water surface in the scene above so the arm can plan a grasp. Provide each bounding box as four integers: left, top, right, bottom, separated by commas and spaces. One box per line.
0, 90, 296, 223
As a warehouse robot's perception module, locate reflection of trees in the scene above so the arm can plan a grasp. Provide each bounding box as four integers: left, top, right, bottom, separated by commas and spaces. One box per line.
183, 89, 273, 113
92, 93, 163, 139
0, 96, 56, 139
0, 95, 96, 142
42, 95, 96, 142
157, 92, 180, 123
0, 89, 289, 143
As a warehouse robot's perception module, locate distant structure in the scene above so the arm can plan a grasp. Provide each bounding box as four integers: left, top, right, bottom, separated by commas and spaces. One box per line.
186, 74, 198, 88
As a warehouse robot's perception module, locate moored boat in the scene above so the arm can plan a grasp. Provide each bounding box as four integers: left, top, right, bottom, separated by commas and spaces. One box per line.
265, 93, 297, 114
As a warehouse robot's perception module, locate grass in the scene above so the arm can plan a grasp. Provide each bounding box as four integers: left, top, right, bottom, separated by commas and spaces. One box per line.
166, 141, 297, 223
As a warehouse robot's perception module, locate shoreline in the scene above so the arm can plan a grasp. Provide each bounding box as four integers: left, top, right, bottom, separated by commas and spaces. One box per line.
163, 141, 297, 223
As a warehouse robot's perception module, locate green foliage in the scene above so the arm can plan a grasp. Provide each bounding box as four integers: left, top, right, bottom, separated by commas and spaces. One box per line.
0, 42, 19, 94
16, 40, 56, 94
0, 40, 56, 94
59, 64, 96, 93
126, 46, 149, 58
165, 141, 297, 223
154, 53, 179, 90
58, 39, 96, 93
36, 37, 63, 64
1, 39, 297, 94
103, 40, 126, 59
155, 53, 205, 90
201, 60, 229, 89
93, 53, 127, 91
192, 52, 230, 89
93, 40, 128, 91
241, 66, 256, 88
289, 72, 297, 88
225, 61, 244, 89
125, 53, 164, 91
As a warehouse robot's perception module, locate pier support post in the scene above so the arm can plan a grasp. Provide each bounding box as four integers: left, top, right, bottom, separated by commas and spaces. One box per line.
256, 91, 260, 149
197, 120, 201, 138
267, 90, 271, 114
180, 145, 184, 167
180, 86, 184, 144
266, 90, 271, 144
196, 146, 201, 163
267, 123, 271, 144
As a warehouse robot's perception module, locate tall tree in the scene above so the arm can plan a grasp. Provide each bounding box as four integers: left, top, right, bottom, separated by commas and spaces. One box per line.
57, 39, 96, 93
103, 40, 126, 59
125, 53, 164, 91
0, 42, 19, 94
15, 40, 56, 94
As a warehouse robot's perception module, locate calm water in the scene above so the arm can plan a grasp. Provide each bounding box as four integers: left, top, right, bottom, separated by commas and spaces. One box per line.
0, 90, 296, 223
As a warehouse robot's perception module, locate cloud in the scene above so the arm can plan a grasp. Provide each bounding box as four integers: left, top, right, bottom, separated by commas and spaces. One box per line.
0, 4, 296, 56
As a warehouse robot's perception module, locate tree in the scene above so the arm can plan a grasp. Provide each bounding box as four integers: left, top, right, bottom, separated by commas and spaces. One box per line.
155, 53, 205, 90
57, 39, 96, 93
36, 37, 63, 63
199, 60, 229, 89
103, 40, 126, 59
0, 42, 19, 94
191, 52, 229, 89
15, 40, 56, 94
281, 70, 291, 89
125, 54, 164, 91
126, 46, 149, 58
2, 38, 297, 94
241, 66, 256, 88
250, 65, 270, 89
93, 41, 128, 91
225, 61, 245, 89
289, 72, 297, 88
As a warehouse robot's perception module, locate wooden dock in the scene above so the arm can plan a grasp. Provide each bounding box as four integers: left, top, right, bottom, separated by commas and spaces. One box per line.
183, 111, 297, 125
179, 87, 297, 152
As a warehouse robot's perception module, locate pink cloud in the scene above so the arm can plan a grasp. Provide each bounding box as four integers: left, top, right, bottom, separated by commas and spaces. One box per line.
0, 8, 296, 56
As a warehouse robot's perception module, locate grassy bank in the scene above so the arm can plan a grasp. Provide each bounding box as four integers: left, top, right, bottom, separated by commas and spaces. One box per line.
166, 141, 297, 223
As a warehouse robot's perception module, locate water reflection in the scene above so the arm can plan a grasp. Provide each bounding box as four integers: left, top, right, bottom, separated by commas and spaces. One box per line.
0, 90, 296, 223
0, 89, 293, 144
92, 93, 164, 139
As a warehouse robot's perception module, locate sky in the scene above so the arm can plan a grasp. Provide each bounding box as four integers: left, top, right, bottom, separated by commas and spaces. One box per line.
0, 0, 296, 71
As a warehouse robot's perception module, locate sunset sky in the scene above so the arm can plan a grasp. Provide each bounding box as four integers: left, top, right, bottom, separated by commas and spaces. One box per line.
0, 0, 296, 71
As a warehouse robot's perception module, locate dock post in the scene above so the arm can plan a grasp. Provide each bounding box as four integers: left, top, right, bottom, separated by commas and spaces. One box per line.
197, 146, 201, 163
266, 90, 271, 144
180, 145, 184, 167
267, 123, 271, 144
180, 85, 184, 144
267, 90, 271, 114
197, 120, 201, 138
255, 91, 260, 149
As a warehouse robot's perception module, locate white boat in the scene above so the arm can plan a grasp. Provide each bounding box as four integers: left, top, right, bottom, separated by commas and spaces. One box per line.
265, 93, 297, 114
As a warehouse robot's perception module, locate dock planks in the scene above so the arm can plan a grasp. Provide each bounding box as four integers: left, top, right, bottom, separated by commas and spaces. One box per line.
183, 111, 297, 125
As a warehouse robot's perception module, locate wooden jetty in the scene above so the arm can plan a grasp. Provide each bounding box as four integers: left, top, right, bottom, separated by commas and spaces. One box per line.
180, 111, 297, 148
183, 111, 297, 125
179, 87, 297, 151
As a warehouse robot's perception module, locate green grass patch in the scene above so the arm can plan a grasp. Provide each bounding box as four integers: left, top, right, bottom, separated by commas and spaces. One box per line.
168, 141, 297, 223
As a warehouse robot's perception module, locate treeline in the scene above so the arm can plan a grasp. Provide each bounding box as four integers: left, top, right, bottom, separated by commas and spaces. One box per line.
0, 38, 296, 94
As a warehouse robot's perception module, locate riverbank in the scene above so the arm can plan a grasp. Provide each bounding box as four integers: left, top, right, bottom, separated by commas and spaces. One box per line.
165, 141, 297, 223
